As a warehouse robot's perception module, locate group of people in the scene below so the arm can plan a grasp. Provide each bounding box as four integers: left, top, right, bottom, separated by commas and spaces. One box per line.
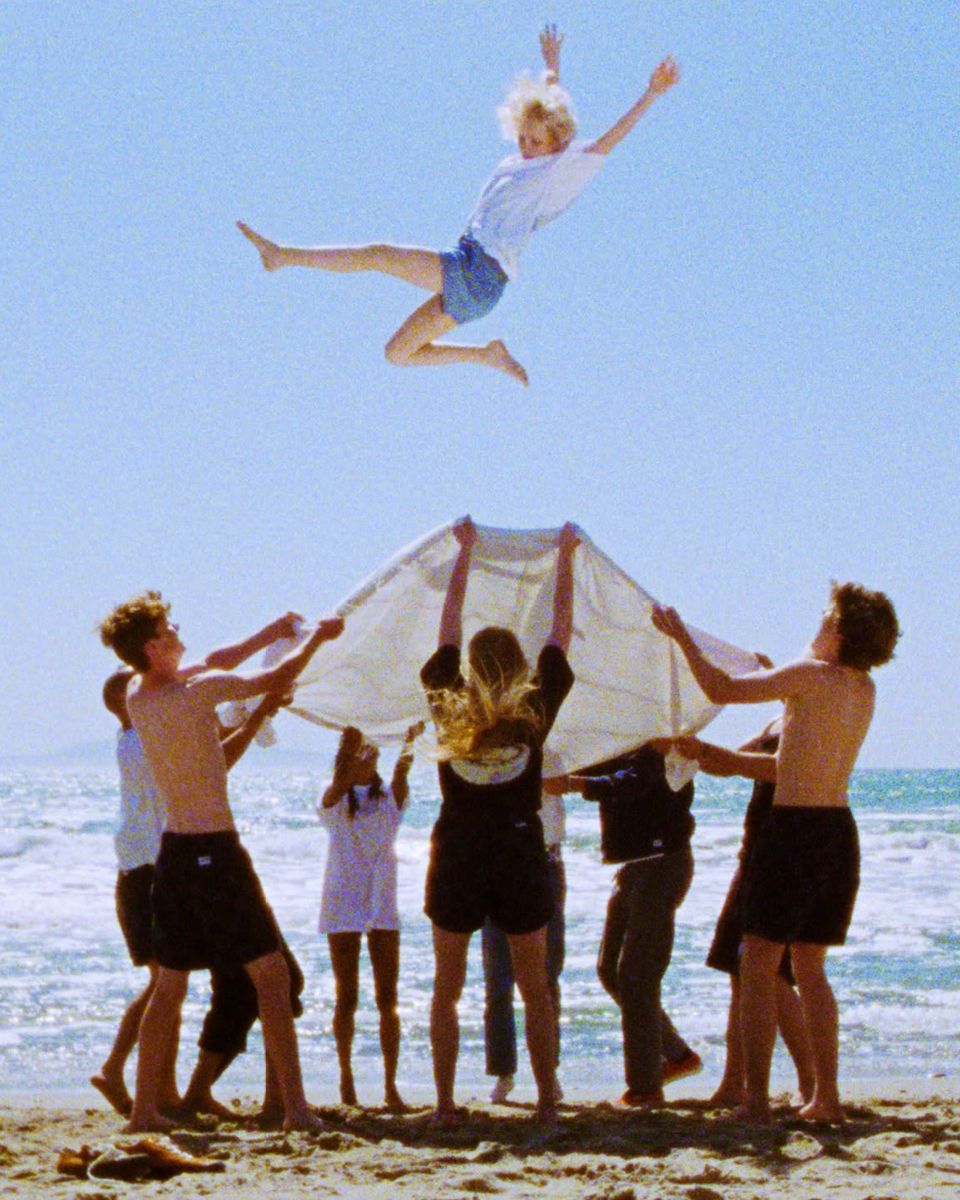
91, 20, 902, 1136
96, 512, 899, 1130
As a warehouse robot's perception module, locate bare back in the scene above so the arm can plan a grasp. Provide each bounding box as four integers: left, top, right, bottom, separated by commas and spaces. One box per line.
128, 671, 247, 834
774, 661, 875, 808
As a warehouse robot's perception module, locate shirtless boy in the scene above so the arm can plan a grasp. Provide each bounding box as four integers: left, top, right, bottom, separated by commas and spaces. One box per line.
652, 583, 899, 1123
99, 592, 344, 1132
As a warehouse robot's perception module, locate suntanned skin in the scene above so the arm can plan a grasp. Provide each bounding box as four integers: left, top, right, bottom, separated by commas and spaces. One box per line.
126, 612, 343, 1134
651, 601, 875, 1126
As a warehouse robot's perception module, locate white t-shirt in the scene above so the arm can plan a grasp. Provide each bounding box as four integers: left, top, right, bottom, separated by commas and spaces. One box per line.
318, 785, 404, 934
114, 729, 166, 872
464, 139, 604, 279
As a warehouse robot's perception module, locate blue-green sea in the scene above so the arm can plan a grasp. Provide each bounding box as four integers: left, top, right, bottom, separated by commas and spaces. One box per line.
0, 764, 957, 1104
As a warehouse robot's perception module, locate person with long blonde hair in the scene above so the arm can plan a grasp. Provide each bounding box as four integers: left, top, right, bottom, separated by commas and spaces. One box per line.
420, 517, 579, 1123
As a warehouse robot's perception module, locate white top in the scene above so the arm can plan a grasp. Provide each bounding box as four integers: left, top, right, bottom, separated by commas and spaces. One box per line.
465, 139, 604, 279
540, 793, 565, 848
114, 729, 166, 871
318, 784, 404, 934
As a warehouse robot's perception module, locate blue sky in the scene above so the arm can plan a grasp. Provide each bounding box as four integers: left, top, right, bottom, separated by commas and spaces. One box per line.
2, 1, 957, 765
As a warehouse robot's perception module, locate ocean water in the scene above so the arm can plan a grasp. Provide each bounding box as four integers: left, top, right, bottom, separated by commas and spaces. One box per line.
0, 764, 957, 1104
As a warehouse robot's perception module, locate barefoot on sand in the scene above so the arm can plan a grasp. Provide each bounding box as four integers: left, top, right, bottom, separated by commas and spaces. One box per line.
237, 222, 283, 271
283, 1109, 326, 1133
486, 339, 529, 386
90, 1074, 133, 1118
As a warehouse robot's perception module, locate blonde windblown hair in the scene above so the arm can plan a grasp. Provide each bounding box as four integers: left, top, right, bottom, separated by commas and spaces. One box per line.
429, 627, 546, 762
496, 71, 577, 151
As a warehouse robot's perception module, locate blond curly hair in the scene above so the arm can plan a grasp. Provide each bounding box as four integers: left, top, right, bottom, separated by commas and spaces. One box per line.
496, 71, 577, 151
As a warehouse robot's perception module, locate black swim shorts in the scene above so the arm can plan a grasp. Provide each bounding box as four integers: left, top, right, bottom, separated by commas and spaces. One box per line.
151, 831, 281, 973
741, 807, 860, 947
116, 863, 155, 967
425, 815, 553, 936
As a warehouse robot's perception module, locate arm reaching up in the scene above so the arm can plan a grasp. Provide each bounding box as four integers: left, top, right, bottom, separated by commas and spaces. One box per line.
548, 522, 579, 652
438, 517, 476, 649
587, 56, 679, 156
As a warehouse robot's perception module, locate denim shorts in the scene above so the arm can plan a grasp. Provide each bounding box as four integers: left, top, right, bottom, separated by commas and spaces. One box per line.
440, 235, 508, 325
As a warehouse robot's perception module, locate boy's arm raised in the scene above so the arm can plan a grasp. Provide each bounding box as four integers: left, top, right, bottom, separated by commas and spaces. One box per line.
587, 56, 679, 156
547, 522, 579, 652
202, 612, 304, 671
651, 603, 808, 706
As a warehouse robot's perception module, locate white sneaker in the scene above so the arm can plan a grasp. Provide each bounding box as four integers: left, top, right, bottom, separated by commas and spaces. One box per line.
490, 1075, 515, 1104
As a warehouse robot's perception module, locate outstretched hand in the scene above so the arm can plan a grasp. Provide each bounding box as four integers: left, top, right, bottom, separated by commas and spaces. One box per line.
648, 55, 680, 96
557, 521, 580, 553
453, 516, 477, 550
650, 603, 685, 642
539, 24, 563, 76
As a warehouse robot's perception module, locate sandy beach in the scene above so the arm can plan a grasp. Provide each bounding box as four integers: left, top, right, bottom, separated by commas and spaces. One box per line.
3, 1084, 959, 1198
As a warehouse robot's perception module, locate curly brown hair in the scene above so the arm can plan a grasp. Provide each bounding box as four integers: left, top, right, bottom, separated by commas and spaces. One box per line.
831, 581, 900, 671
98, 590, 170, 673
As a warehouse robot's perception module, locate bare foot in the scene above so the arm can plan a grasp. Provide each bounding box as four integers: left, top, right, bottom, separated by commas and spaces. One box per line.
283, 1108, 326, 1133
428, 1105, 467, 1130
253, 1104, 285, 1131
340, 1076, 358, 1107
799, 1099, 845, 1123
384, 1086, 408, 1113
125, 1109, 178, 1134
709, 1085, 745, 1108
485, 340, 529, 386
90, 1073, 133, 1118
533, 1100, 557, 1126
237, 221, 284, 271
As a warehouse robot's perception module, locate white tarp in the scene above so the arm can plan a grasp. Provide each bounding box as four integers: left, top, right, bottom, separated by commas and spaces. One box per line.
291, 520, 759, 776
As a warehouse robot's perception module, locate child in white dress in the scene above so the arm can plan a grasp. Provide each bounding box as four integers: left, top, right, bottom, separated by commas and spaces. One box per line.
318, 723, 422, 1108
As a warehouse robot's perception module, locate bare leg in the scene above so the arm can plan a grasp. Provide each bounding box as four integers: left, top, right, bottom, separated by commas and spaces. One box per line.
327, 933, 361, 1106
430, 926, 470, 1121
245, 951, 322, 1132
738, 935, 785, 1123
368, 929, 405, 1110
385, 294, 528, 384
91, 964, 159, 1116
176, 1049, 236, 1120
237, 223, 445, 288
127, 967, 188, 1133
774, 974, 816, 1105
257, 1050, 285, 1128
710, 975, 745, 1107
791, 942, 844, 1121
508, 928, 557, 1120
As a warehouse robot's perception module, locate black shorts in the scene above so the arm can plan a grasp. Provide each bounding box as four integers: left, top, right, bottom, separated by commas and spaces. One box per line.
116, 864, 156, 967
199, 940, 305, 1061
706, 866, 794, 983
152, 831, 281, 973
742, 807, 860, 947
425, 816, 553, 936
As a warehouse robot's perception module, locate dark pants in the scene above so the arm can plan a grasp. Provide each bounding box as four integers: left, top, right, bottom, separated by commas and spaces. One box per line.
597, 846, 694, 1093
481, 854, 566, 1078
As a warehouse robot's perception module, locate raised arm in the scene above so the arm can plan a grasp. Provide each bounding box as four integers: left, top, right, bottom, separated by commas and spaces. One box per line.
673, 736, 778, 783
438, 517, 476, 649
202, 612, 304, 671
548, 522, 579, 652
540, 23, 564, 83
651, 604, 804, 705
390, 722, 425, 808
587, 56, 679, 156
221, 688, 291, 770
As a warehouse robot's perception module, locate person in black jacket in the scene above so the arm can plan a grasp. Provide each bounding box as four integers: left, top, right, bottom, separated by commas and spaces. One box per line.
562, 742, 701, 1105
